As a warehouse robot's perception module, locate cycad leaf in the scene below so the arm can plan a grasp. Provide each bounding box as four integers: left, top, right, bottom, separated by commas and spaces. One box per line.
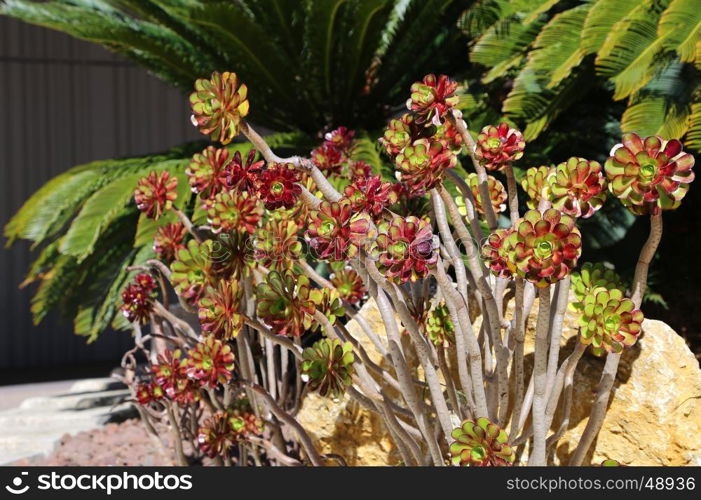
595, 0, 672, 100
658, 0, 701, 62
470, 17, 544, 71
581, 0, 642, 54
686, 102, 701, 151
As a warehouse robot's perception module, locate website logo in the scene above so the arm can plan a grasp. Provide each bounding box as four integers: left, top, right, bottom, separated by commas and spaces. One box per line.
5, 472, 30, 495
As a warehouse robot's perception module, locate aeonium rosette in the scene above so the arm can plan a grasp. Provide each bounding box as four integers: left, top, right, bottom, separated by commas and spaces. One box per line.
521, 166, 554, 209
374, 216, 438, 283
474, 123, 525, 171
186, 146, 232, 199
121, 273, 157, 324
187, 337, 235, 388
258, 163, 302, 210
134, 171, 178, 220
189, 71, 249, 145
503, 209, 582, 288
549, 157, 607, 218
151, 349, 197, 404
222, 149, 264, 193
343, 175, 398, 217
457, 173, 507, 216
394, 138, 457, 194
170, 239, 216, 303
450, 418, 515, 467
578, 287, 643, 356
407, 74, 460, 126
605, 133, 695, 215
302, 339, 355, 398
204, 190, 263, 234
255, 271, 316, 337
254, 218, 302, 272
153, 222, 187, 263
330, 268, 366, 305
306, 200, 375, 261
198, 278, 243, 340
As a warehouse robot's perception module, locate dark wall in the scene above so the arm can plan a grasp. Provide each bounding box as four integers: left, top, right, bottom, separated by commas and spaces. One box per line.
0, 18, 200, 370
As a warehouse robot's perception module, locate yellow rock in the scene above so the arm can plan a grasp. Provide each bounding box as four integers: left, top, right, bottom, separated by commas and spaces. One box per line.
297, 297, 701, 465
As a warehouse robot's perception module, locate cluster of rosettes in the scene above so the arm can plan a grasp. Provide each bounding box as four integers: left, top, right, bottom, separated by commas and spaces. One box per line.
578, 287, 643, 356
198, 279, 243, 340
380, 74, 461, 195
151, 349, 197, 404
197, 407, 262, 458
605, 133, 695, 215
482, 209, 582, 287
190, 71, 249, 145
450, 418, 515, 467
425, 302, 455, 346
306, 200, 374, 261
474, 123, 525, 171
301, 339, 355, 398
374, 216, 438, 283
522, 159, 607, 218
121, 273, 157, 324
134, 171, 178, 220
456, 173, 507, 216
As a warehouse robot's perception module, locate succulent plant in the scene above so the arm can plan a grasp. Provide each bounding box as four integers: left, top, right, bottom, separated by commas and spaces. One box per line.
307, 200, 375, 261
579, 287, 643, 356
433, 119, 463, 153
311, 143, 345, 175
521, 166, 554, 209
255, 271, 316, 336
302, 339, 355, 398
348, 160, 372, 180
330, 268, 366, 305
153, 222, 187, 263
425, 301, 455, 346
186, 146, 232, 199
343, 175, 398, 217
222, 149, 264, 194
605, 133, 695, 215
187, 337, 235, 387
190, 71, 249, 145
135, 383, 164, 405
170, 239, 216, 303
198, 412, 235, 458
258, 163, 302, 210
198, 279, 243, 340
571, 262, 623, 309
210, 231, 255, 280
134, 170, 178, 219
380, 113, 422, 157
227, 408, 263, 439
253, 218, 301, 272
450, 418, 515, 466
481, 228, 515, 279
460, 172, 507, 215
506, 209, 582, 288
394, 138, 457, 194
120, 273, 157, 324
204, 190, 263, 235
323, 126, 355, 152
474, 123, 525, 171
407, 74, 460, 126
310, 287, 346, 327
151, 349, 196, 404
375, 216, 438, 283
549, 157, 607, 218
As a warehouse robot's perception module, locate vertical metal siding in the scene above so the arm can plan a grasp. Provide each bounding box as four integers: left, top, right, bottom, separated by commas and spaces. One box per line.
0, 18, 199, 369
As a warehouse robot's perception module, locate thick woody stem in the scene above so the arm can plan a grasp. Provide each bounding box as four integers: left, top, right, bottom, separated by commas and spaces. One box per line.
528, 286, 551, 465
449, 110, 498, 230
504, 165, 520, 227
569, 213, 663, 465
545, 276, 570, 402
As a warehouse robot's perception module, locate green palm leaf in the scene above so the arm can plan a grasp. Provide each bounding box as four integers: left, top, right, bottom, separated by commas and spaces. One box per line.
658, 0, 701, 62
